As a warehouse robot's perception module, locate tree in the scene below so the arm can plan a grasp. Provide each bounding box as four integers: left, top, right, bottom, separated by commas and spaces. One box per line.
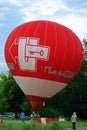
0, 72, 32, 114
83, 39, 87, 60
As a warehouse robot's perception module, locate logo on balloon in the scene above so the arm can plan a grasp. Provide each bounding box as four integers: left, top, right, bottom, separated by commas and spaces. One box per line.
18, 37, 50, 71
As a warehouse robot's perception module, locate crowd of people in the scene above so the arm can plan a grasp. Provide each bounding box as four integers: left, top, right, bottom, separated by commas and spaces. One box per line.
19, 111, 77, 129
19, 111, 40, 122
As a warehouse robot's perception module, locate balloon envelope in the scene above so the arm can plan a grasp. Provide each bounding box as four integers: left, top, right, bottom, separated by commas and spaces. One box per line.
4, 20, 84, 111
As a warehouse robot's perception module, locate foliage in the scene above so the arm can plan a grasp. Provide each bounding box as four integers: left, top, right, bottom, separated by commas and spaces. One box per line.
39, 106, 60, 118
0, 72, 32, 115
83, 39, 87, 60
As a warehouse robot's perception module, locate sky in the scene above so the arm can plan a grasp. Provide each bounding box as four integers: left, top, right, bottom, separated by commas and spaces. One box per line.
0, 0, 87, 73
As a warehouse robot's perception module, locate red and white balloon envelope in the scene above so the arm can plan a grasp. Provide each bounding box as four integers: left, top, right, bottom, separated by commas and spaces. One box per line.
4, 20, 84, 112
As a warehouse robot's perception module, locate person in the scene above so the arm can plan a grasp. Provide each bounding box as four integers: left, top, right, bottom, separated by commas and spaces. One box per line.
32, 112, 37, 121
30, 113, 33, 120
20, 112, 25, 122
71, 112, 77, 129
31, 112, 39, 121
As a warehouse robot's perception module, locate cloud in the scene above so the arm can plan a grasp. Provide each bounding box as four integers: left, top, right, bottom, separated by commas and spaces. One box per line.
0, 0, 87, 40
0, 62, 8, 72
52, 13, 87, 40
1, 7, 10, 11
0, 0, 22, 7
20, 0, 72, 21
0, 61, 5, 67
18, 0, 87, 40
0, 24, 2, 26
0, 55, 8, 72
0, 57, 6, 68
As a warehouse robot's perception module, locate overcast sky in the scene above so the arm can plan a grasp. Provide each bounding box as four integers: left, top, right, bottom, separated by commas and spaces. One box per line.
0, 0, 87, 73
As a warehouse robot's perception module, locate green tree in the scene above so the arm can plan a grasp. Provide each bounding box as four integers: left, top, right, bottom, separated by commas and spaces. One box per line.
0, 72, 32, 114
83, 39, 87, 60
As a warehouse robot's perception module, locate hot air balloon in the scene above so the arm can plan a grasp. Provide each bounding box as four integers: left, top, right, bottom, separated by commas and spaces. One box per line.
4, 20, 83, 112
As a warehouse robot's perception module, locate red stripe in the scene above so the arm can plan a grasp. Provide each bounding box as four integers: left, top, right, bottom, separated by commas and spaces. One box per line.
26, 95, 48, 112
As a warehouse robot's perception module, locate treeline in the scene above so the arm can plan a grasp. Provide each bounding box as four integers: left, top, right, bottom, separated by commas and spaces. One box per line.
0, 72, 33, 115
0, 39, 87, 119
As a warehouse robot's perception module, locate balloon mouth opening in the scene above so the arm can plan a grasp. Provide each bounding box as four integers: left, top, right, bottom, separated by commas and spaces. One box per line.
26, 95, 48, 112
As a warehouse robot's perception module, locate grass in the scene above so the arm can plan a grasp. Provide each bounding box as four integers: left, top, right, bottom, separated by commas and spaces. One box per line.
0, 119, 87, 130
0, 120, 65, 130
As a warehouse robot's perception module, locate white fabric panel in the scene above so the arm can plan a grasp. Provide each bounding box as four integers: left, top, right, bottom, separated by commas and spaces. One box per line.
14, 76, 67, 98
18, 38, 36, 70
41, 118, 46, 123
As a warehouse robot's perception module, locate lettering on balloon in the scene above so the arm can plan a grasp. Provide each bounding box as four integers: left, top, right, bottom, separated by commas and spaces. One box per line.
44, 66, 75, 78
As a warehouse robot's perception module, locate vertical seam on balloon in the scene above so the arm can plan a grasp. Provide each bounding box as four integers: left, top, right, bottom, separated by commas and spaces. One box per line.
40, 21, 48, 95
65, 28, 75, 71
33, 20, 41, 37
8, 23, 29, 47
51, 22, 58, 67
17, 23, 34, 71
73, 34, 82, 73
7, 28, 16, 61
70, 33, 78, 73
8, 22, 34, 73
32, 20, 44, 96
28, 21, 41, 80
8, 25, 25, 66
7, 27, 18, 47
69, 31, 77, 71
58, 25, 67, 70
40, 20, 49, 79
23, 22, 34, 36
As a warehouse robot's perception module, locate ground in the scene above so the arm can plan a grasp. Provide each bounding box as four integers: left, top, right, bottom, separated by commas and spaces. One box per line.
1, 119, 87, 130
